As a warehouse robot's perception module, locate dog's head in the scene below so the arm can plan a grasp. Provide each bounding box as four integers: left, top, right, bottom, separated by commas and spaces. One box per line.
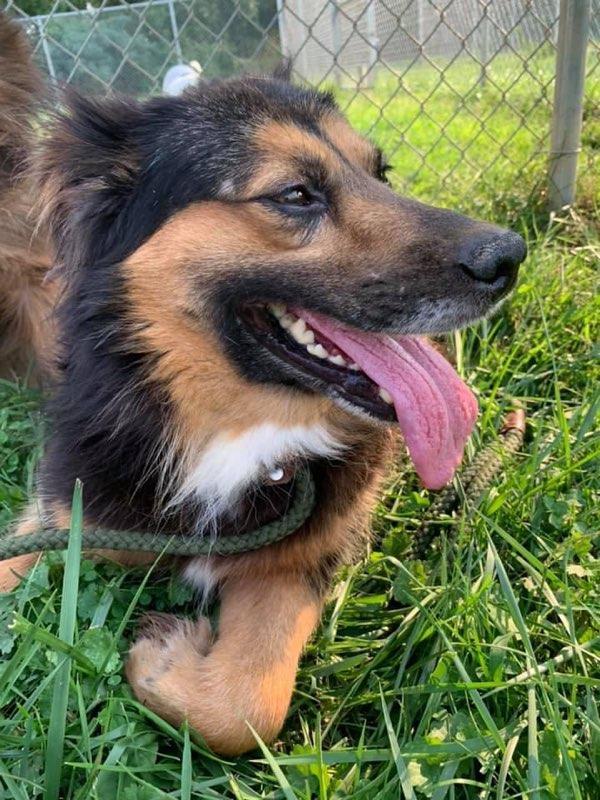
39, 74, 525, 523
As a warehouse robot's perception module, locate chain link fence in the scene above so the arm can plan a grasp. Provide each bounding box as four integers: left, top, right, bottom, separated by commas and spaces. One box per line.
4, 0, 599, 215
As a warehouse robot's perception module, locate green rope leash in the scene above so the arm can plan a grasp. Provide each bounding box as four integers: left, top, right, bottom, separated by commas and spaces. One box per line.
407, 408, 526, 560
0, 466, 315, 559
0, 410, 525, 561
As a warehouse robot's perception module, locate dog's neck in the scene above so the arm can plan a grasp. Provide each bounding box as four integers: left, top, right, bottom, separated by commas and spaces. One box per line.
163, 422, 344, 533
41, 394, 344, 534
40, 418, 342, 535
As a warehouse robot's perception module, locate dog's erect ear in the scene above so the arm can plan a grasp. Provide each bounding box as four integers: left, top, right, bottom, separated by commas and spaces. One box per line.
37, 91, 143, 277
272, 59, 293, 83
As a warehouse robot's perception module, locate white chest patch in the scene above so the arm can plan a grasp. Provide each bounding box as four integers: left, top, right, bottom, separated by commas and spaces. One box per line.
182, 559, 217, 602
171, 423, 342, 526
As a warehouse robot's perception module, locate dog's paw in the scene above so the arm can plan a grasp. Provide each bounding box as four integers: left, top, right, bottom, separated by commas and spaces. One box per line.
126, 614, 213, 702
135, 612, 213, 653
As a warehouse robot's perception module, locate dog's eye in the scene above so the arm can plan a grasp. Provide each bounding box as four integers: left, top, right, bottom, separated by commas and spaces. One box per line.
274, 186, 313, 206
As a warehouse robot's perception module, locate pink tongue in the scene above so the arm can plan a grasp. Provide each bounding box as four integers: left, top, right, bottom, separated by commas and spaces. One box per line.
300, 310, 478, 489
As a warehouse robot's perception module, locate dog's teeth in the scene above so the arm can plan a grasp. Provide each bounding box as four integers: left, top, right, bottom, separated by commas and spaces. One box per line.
279, 313, 295, 329
328, 354, 347, 366
272, 311, 354, 366
378, 387, 393, 405
300, 329, 315, 344
289, 318, 305, 338
307, 343, 328, 359
289, 318, 314, 345
269, 303, 286, 318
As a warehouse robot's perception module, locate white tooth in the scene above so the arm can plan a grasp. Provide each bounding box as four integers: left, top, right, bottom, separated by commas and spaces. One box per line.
299, 329, 315, 344
289, 318, 315, 345
379, 387, 393, 405
269, 303, 286, 318
307, 343, 328, 359
290, 317, 306, 336
279, 313, 295, 329
349, 362, 360, 371
328, 354, 347, 366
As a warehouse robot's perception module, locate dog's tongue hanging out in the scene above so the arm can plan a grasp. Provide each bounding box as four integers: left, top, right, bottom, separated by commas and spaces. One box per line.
299, 311, 478, 490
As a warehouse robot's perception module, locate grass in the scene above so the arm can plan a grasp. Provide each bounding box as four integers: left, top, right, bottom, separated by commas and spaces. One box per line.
341, 50, 600, 220
0, 56, 599, 798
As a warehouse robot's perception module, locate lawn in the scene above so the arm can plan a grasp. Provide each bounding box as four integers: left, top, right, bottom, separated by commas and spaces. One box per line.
0, 56, 598, 799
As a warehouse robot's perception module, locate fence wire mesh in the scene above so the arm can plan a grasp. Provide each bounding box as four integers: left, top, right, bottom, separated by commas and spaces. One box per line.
4, 1, 599, 214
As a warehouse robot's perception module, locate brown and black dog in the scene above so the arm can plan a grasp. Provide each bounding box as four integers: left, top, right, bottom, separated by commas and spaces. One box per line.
0, 14, 525, 755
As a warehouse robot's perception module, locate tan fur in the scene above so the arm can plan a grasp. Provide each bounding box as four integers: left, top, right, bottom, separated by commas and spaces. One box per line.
0, 15, 54, 380
321, 113, 378, 169
0, 503, 45, 592
252, 120, 343, 188
126, 572, 321, 755
0, 193, 55, 380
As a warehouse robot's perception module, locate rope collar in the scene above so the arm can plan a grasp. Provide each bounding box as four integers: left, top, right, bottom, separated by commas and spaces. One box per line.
0, 410, 526, 561
0, 466, 316, 560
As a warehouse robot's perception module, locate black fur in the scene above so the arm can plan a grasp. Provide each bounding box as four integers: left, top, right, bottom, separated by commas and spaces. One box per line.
41, 265, 171, 530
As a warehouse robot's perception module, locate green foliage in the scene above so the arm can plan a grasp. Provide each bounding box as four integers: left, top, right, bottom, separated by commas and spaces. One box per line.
0, 380, 42, 530
338, 49, 600, 225
10, 1, 90, 13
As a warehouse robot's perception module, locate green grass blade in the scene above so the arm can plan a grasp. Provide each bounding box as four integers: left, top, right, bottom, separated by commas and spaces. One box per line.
181, 722, 192, 800
527, 687, 540, 800
431, 760, 460, 800
43, 480, 83, 800
247, 724, 299, 800
0, 758, 30, 800
379, 687, 417, 800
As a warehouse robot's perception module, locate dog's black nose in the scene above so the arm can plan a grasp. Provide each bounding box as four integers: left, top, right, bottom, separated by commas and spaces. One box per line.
459, 231, 526, 287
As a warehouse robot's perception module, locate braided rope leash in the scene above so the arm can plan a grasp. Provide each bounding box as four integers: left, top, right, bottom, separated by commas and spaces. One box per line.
0, 466, 316, 560
0, 411, 525, 561
407, 408, 526, 560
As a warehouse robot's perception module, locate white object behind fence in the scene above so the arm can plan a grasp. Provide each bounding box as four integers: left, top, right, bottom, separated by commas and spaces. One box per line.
162, 61, 202, 95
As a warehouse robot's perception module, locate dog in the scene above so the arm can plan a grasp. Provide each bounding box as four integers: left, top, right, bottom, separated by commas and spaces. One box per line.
0, 13, 525, 755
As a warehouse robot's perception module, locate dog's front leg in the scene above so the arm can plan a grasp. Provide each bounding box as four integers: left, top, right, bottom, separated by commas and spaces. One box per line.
126, 569, 321, 756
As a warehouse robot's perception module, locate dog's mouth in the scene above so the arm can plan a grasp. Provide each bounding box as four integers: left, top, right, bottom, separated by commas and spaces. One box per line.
238, 303, 479, 489
239, 303, 396, 419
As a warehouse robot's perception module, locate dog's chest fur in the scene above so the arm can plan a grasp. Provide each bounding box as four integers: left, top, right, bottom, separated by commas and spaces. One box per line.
173, 422, 343, 524
177, 422, 343, 594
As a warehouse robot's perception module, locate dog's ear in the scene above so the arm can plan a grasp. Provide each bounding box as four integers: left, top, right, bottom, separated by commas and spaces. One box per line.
37, 91, 144, 277
272, 59, 293, 83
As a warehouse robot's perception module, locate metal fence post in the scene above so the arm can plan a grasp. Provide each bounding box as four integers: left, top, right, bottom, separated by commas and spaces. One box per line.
296, 0, 311, 81
36, 19, 56, 80
548, 0, 591, 210
478, 0, 490, 87
167, 0, 183, 63
276, 0, 289, 58
330, 1, 341, 85
364, 0, 379, 88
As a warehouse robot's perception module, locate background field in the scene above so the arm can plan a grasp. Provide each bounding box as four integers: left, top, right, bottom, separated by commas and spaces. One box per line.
0, 53, 599, 800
